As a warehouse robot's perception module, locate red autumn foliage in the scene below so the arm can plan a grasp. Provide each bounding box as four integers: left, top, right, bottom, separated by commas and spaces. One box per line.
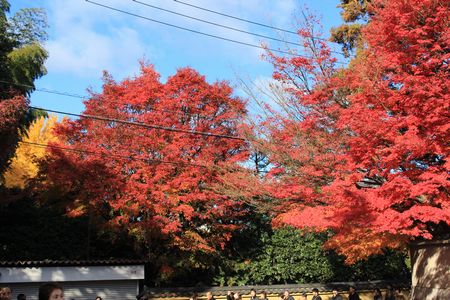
44, 64, 248, 253
0, 94, 28, 176
260, 0, 449, 262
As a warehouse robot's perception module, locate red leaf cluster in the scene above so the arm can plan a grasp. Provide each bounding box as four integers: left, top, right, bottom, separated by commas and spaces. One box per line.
44, 64, 248, 253
0, 95, 28, 175
261, 0, 449, 262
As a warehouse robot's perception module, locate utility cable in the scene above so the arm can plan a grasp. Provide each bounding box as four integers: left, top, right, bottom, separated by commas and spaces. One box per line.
0, 80, 239, 121
0, 80, 86, 99
29, 106, 246, 141
85, 0, 347, 64
19, 140, 207, 168
132, 0, 345, 56
172, 0, 332, 42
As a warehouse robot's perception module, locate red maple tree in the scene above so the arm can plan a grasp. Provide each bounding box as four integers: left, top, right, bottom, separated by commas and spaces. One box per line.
258, 0, 449, 262
0, 94, 28, 177
44, 64, 248, 257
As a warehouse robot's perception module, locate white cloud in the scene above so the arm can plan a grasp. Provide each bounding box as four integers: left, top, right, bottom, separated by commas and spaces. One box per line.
43, 0, 300, 81
162, 0, 299, 57
47, 26, 148, 77
44, 0, 150, 79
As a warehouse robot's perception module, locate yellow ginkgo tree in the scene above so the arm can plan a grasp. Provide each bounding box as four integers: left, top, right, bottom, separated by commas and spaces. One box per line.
3, 114, 58, 189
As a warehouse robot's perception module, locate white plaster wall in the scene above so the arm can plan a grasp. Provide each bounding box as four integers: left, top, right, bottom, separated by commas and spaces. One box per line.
4, 279, 140, 300
0, 265, 144, 283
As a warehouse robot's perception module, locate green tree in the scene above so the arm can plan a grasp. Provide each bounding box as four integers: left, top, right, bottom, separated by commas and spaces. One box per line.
246, 227, 336, 284
0, 0, 48, 179
213, 225, 410, 286
330, 0, 371, 56
0, 1, 15, 86
9, 7, 48, 46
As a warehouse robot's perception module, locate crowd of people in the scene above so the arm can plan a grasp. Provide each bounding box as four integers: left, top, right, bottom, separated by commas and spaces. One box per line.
0, 284, 103, 300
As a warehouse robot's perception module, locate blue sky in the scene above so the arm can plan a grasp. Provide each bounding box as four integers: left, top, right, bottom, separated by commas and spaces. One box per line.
10, 0, 344, 116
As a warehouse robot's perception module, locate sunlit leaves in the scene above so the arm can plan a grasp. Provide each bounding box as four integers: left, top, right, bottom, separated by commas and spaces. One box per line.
43, 64, 248, 259
259, 0, 449, 263
4, 115, 58, 189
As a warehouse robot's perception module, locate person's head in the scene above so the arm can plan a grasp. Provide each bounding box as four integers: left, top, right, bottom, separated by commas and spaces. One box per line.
0, 287, 12, 300
283, 291, 289, 298
206, 292, 213, 300
312, 288, 319, 296
374, 288, 381, 296
39, 283, 64, 300
299, 292, 307, 300
233, 292, 240, 300
260, 291, 267, 299
332, 289, 339, 296
395, 288, 402, 295
348, 286, 356, 295
17, 294, 26, 300
250, 289, 256, 297
95, 297, 102, 300
190, 293, 198, 300
385, 286, 394, 296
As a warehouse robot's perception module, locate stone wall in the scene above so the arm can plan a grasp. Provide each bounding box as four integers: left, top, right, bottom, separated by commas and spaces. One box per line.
146, 291, 405, 300
410, 239, 450, 300
139, 281, 410, 300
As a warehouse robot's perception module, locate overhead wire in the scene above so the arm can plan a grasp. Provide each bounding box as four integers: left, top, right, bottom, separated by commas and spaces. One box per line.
2, 3, 349, 176
172, 0, 332, 42
19, 140, 208, 168
131, 0, 346, 56
0, 80, 241, 121
0, 79, 87, 99
85, 0, 347, 64
29, 106, 246, 141
2, 0, 348, 142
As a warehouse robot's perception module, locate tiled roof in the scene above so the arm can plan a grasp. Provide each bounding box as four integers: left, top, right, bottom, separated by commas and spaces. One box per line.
0, 259, 147, 267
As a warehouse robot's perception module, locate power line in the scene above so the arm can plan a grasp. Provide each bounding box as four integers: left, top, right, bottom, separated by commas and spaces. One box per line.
85, 0, 291, 56
29, 106, 246, 141
85, 0, 346, 64
132, 0, 345, 56
19, 140, 207, 168
0, 80, 239, 121
173, 0, 299, 35
0, 80, 86, 99
173, 0, 332, 43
